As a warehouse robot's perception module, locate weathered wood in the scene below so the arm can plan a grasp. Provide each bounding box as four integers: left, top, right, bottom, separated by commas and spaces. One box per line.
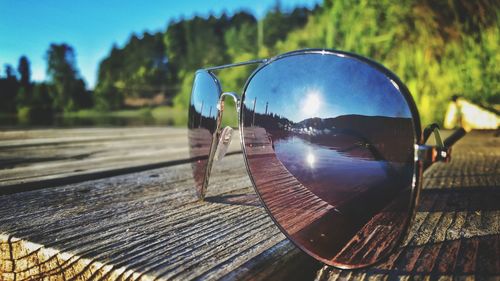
0, 129, 498, 281
316, 131, 500, 280
0, 127, 240, 193
0, 151, 320, 281
244, 126, 421, 268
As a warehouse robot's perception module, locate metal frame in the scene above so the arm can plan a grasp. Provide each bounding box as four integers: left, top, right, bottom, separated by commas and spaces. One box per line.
192, 48, 457, 269
192, 70, 224, 200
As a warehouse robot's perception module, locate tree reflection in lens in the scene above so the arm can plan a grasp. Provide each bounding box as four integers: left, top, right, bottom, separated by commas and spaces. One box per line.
242, 52, 416, 268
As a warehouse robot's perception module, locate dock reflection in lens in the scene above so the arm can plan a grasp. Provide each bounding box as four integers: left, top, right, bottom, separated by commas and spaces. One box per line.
242, 52, 416, 268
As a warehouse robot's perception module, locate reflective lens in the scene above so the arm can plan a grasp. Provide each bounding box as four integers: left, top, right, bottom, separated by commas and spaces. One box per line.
188, 70, 221, 198
241, 52, 416, 268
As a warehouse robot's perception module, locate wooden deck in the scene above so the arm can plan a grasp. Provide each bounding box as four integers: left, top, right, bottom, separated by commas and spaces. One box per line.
0, 127, 498, 280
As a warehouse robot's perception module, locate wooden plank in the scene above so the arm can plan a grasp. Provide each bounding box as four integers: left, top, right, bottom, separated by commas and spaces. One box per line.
0, 151, 320, 281
0, 130, 498, 280
315, 131, 500, 280
0, 127, 241, 193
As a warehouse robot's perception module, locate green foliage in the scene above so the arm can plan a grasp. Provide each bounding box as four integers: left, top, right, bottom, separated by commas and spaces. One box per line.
94, 82, 122, 110
0, 58, 55, 123
163, 13, 237, 102
167, 8, 316, 109
15, 56, 34, 110
166, 12, 259, 111
151, 106, 187, 126
262, 4, 314, 51
224, 12, 258, 57
0, 65, 19, 113
94, 33, 168, 110
16, 82, 54, 125
16, 86, 30, 109
274, 0, 499, 125
32, 83, 53, 111
63, 106, 187, 126
16, 106, 31, 124
165, 14, 231, 72
164, 1, 497, 126
172, 71, 195, 110
18, 56, 30, 88
46, 43, 91, 112
1, 0, 497, 128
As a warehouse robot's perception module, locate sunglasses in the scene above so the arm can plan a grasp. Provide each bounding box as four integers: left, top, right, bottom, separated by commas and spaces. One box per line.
187, 49, 466, 269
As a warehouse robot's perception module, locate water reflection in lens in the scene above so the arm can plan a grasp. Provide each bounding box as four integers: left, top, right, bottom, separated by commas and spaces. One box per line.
242, 52, 416, 268
306, 152, 315, 168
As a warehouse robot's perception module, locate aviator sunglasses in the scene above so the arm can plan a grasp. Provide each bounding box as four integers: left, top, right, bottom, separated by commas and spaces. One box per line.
188, 49, 466, 269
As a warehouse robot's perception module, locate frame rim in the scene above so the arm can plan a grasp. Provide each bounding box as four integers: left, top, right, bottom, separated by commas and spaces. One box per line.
189, 69, 224, 200
237, 48, 424, 269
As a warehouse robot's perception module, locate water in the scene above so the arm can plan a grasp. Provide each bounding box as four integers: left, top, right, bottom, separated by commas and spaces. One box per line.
273, 135, 396, 207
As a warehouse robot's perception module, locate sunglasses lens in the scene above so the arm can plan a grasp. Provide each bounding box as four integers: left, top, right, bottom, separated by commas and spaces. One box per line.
188, 70, 220, 198
241, 53, 416, 268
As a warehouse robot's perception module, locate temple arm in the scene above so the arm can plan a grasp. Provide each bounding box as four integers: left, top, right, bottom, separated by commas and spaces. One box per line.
416, 125, 467, 170
205, 59, 268, 71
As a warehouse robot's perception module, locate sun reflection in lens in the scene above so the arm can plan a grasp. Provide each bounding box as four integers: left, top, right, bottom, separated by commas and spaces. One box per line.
302, 90, 321, 117
306, 152, 315, 168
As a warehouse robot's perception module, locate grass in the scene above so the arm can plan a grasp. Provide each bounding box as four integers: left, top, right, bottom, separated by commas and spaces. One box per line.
64, 108, 152, 118
0, 97, 241, 128
61, 103, 238, 127
150, 106, 187, 126
62, 106, 184, 126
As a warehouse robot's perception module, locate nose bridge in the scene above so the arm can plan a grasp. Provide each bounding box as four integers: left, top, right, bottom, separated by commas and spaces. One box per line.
219, 92, 241, 113
211, 92, 241, 163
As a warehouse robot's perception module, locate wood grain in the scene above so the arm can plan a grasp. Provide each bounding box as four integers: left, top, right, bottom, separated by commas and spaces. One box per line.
316, 131, 500, 281
0, 127, 240, 193
0, 151, 320, 281
0, 129, 498, 281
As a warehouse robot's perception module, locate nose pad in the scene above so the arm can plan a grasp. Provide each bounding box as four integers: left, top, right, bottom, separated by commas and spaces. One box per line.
214, 126, 233, 161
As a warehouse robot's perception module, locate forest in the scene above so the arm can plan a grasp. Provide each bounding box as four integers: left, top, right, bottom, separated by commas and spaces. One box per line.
0, 0, 498, 126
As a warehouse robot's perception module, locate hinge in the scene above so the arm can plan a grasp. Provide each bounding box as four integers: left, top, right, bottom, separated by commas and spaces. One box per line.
415, 144, 451, 163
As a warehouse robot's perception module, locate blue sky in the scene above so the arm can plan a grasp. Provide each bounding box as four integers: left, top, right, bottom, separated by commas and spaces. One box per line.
0, 0, 321, 89
244, 53, 412, 122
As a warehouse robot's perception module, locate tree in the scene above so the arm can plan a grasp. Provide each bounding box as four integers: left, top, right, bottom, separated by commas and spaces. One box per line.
94, 45, 125, 110
261, 5, 312, 48
279, 0, 499, 125
46, 43, 90, 111
32, 82, 53, 111
4, 65, 16, 78
16, 56, 32, 108
0, 65, 19, 113
18, 56, 30, 87
224, 12, 258, 57
94, 32, 169, 110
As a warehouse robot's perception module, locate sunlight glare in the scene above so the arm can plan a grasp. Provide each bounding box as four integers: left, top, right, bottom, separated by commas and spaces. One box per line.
306, 152, 315, 168
302, 91, 321, 117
